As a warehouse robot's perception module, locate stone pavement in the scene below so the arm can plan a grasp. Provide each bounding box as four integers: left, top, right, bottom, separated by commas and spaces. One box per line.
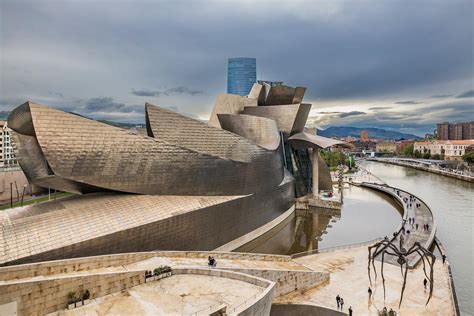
56, 274, 264, 315
281, 246, 454, 315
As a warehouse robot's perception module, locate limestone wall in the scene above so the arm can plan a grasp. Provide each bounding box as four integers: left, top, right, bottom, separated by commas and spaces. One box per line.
215, 267, 329, 297
0, 271, 143, 316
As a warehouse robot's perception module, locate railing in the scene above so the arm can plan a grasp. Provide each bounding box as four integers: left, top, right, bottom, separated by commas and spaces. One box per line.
291, 237, 384, 259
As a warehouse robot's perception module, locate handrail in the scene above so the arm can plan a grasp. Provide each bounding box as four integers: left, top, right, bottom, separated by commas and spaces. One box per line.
291, 237, 384, 259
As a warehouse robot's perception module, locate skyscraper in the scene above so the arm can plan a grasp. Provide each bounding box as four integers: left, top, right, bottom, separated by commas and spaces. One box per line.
227, 57, 256, 96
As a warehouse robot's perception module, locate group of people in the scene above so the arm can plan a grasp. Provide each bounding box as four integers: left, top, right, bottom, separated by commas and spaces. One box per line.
335, 295, 352, 315
407, 217, 419, 230
207, 256, 217, 267
423, 223, 430, 231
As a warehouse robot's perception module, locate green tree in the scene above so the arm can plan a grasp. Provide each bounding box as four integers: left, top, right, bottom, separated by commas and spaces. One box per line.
432, 153, 441, 160
401, 143, 414, 157
462, 151, 474, 164
422, 152, 431, 159
413, 150, 422, 158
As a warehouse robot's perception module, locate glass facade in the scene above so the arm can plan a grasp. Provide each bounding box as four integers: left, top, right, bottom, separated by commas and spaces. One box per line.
227, 57, 256, 96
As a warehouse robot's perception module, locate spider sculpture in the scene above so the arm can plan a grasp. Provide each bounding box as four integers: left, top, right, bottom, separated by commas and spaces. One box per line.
368, 238, 435, 308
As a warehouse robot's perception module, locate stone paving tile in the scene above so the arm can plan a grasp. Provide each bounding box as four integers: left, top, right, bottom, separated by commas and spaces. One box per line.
284, 247, 454, 315
55, 274, 263, 316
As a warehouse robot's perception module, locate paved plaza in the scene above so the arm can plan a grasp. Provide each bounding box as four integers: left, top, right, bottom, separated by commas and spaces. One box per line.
279, 246, 454, 315
55, 274, 264, 315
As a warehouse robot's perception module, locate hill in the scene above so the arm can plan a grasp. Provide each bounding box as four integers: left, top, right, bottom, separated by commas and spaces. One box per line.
318, 126, 421, 140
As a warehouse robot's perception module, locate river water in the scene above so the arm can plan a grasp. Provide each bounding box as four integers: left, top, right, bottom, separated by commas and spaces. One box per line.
239, 161, 472, 314
359, 161, 473, 315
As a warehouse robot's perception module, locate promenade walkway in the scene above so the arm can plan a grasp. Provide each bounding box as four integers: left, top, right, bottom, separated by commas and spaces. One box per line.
367, 157, 473, 182
361, 183, 436, 268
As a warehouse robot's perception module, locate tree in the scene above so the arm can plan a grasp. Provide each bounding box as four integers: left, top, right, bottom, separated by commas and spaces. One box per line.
413, 150, 422, 158
432, 153, 441, 160
462, 151, 474, 164
401, 143, 414, 157
422, 152, 431, 159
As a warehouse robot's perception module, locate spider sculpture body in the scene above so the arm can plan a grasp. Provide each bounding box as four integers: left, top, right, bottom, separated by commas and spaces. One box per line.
368, 239, 435, 308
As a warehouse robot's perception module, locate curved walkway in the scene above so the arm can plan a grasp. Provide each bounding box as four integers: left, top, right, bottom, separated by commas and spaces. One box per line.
367, 158, 473, 183
361, 182, 436, 268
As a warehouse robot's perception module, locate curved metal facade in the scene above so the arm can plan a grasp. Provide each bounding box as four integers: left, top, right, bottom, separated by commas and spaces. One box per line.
8, 102, 284, 196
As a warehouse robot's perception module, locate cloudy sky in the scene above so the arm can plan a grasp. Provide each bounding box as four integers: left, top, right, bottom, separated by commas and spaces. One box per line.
1, 0, 473, 136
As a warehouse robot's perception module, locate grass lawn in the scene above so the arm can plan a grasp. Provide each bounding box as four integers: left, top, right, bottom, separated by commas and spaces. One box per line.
0, 192, 73, 210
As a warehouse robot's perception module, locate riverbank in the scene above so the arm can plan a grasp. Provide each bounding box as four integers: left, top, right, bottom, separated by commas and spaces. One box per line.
367, 158, 473, 183
359, 161, 472, 314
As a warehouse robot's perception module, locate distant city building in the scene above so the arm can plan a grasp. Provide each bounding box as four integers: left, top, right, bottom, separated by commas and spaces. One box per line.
343, 136, 356, 143
376, 142, 397, 153
360, 130, 369, 142
257, 80, 284, 87
0, 121, 18, 168
397, 140, 414, 153
227, 57, 256, 96
414, 140, 474, 160
351, 140, 376, 153
436, 121, 474, 140
424, 133, 434, 140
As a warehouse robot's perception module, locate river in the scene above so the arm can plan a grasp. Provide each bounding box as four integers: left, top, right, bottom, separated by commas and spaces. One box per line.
239, 161, 473, 314
359, 160, 473, 315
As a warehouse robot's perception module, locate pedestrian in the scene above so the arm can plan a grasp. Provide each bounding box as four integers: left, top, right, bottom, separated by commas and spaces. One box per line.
368, 286, 372, 296
416, 223, 419, 230
424, 278, 428, 288
426, 223, 429, 231
336, 294, 340, 308
442, 254, 446, 264
340, 298, 344, 310
349, 306, 353, 316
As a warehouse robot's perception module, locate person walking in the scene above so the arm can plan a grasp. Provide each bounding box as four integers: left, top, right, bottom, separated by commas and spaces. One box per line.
340, 297, 344, 310
368, 286, 372, 296
442, 254, 446, 264
336, 295, 340, 308
416, 223, 419, 230
424, 278, 428, 288
349, 306, 353, 315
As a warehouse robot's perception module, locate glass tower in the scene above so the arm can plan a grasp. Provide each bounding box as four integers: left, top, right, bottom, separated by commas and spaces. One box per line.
227, 57, 256, 96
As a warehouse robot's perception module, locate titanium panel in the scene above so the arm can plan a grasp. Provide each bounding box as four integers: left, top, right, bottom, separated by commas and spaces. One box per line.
288, 131, 351, 149
208, 94, 257, 128
242, 103, 312, 135
264, 85, 306, 105
145, 103, 266, 162
8, 102, 283, 196
217, 114, 280, 150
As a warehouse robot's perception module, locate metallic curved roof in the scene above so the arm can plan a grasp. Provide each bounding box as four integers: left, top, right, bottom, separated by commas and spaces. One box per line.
288, 132, 353, 149
217, 114, 280, 150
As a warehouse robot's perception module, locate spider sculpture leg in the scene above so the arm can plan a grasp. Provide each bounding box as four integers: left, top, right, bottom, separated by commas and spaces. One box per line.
398, 256, 409, 308
413, 247, 436, 305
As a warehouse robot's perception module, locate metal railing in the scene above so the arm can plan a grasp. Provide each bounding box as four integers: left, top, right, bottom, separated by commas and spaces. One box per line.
291, 237, 384, 259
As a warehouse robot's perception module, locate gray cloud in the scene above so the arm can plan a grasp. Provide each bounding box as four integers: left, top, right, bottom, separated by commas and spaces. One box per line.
430, 94, 452, 99
395, 101, 424, 105
368, 106, 392, 111
339, 111, 366, 118
85, 97, 138, 113
131, 86, 204, 97
1, 0, 473, 132
456, 90, 474, 98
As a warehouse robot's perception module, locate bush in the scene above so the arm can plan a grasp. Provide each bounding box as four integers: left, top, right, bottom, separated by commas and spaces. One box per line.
153, 265, 172, 276
462, 151, 474, 164
67, 291, 77, 305
431, 153, 441, 160
83, 290, 90, 300
401, 143, 414, 157
413, 150, 422, 158
422, 152, 431, 159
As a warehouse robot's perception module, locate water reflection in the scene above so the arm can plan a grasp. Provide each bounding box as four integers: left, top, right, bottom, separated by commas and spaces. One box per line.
236, 185, 400, 255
